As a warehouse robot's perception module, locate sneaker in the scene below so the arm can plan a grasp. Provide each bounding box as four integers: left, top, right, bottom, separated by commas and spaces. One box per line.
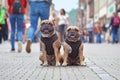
11, 48, 15, 51
26, 40, 31, 53
18, 41, 22, 52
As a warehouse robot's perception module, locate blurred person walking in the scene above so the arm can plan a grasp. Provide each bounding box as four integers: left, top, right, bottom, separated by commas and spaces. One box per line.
57, 8, 70, 43
8, 0, 27, 52
86, 20, 94, 43
26, 0, 52, 53
95, 22, 102, 43
0, 4, 7, 44
49, 11, 57, 30
109, 12, 120, 44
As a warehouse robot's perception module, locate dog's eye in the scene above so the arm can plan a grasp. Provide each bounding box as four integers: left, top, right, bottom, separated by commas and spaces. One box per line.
41, 23, 45, 26
67, 28, 71, 32
75, 29, 78, 32
48, 23, 53, 26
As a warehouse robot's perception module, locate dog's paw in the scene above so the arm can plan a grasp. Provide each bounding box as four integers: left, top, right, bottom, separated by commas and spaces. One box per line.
56, 62, 61, 66
43, 62, 48, 66
62, 62, 67, 66
80, 61, 86, 66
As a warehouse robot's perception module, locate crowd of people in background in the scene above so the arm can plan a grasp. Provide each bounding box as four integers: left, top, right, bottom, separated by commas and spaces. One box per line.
83, 12, 120, 44
0, 0, 120, 53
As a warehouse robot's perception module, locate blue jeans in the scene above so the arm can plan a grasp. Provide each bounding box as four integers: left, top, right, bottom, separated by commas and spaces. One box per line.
27, 1, 50, 41
111, 27, 119, 43
96, 33, 101, 43
10, 14, 24, 49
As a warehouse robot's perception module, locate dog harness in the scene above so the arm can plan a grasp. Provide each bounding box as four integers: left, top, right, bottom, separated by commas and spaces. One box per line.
65, 39, 82, 59
41, 34, 58, 55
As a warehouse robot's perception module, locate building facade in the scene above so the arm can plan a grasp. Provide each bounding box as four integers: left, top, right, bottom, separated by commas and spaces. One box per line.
77, 0, 87, 28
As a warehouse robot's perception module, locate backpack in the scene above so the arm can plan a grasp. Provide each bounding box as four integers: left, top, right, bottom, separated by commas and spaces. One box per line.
12, 0, 22, 14
113, 16, 120, 26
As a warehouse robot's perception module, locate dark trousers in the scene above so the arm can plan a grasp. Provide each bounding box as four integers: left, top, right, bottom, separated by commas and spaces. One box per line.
0, 24, 8, 44
88, 31, 94, 43
0, 25, 3, 43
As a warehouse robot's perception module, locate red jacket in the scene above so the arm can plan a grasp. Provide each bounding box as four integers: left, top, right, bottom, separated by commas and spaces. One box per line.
8, 0, 27, 14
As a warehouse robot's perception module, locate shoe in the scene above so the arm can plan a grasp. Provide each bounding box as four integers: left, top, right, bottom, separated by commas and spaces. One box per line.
18, 41, 22, 53
11, 48, 15, 51
26, 40, 31, 53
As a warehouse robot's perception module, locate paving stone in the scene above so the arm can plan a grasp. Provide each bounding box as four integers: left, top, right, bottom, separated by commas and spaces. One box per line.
0, 42, 120, 80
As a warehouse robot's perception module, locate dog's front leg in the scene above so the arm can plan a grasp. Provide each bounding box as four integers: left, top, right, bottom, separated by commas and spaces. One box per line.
62, 42, 71, 66
53, 40, 61, 66
54, 47, 61, 66
79, 43, 86, 66
42, 51, 48, 66
40, 42, 48, 66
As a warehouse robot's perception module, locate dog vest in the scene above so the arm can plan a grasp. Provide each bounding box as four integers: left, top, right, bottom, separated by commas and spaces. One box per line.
65, 39, 82, 59
41, 34, 58, 55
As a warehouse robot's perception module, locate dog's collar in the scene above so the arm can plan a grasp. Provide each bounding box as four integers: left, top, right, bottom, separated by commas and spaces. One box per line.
41, 31, 55, 38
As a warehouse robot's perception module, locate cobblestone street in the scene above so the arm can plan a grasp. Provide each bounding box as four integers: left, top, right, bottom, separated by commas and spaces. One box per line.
0, 42, 120, 80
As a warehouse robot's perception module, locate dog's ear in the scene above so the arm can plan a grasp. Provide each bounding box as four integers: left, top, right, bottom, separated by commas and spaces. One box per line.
65, 26, 70, 32
79, 27, 83, 35
50, 19, 55, 26
40, 20, 45, 27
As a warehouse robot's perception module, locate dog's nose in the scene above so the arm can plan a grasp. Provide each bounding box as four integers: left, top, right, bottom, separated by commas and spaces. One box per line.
70, 32, 76, 37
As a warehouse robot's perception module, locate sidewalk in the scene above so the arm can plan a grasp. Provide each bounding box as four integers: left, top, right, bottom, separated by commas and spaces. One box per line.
0, 42, 120, 80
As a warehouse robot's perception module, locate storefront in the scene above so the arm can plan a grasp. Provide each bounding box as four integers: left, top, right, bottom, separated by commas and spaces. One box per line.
116, 1, 120, 42
94, 13, 99, 23
117, 3, 120, 17
99, 6, 107, 25
107, 2, 116, 18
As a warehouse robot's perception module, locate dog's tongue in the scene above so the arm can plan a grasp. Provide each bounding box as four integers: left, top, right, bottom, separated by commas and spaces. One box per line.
71, 36, 75, 38
44, 29, 49, 32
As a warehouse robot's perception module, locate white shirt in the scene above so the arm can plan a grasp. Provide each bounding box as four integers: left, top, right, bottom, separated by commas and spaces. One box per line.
58, 14, 69, 25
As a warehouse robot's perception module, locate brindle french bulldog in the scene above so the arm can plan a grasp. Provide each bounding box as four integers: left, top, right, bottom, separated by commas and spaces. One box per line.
39, 20, 61, 66
62, 26, 86, 66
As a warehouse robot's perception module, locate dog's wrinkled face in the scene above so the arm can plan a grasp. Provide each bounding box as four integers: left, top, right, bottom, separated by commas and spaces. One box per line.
66, 26, 81, 42
40, 20, 55, 37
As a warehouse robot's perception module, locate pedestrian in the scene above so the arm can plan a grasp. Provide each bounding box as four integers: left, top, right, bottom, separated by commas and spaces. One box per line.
49, 11, 58, 30
8, 0, 27, 52
86, 20, 94, 43
57, 8, 70, 43
0, 4, 6, 44
109, 12, 120, 44
3, 13, 9, 41
26, 0, 52, 53
95, 22, 102, 43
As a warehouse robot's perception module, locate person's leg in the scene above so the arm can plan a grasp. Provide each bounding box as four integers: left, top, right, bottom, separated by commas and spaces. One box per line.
26, 2, 39, 53
98, 33, 101, 43
5, 19, 9, 41
22, 27, 26, 43
111, 29, 116, 44
88, 31, 93, 43
0, 25, 2, 44
96, 33, 99, 43
9, 14, 16, 51
2, 24, 5, 41
59, 25, 64, 43
17, 14, 24, 52
39, 2, 50, 20
114, 29, 119, 43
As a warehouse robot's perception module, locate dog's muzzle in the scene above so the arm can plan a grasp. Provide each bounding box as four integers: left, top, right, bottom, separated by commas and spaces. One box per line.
40, 24, 54, 34
68, 31, 79, 39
